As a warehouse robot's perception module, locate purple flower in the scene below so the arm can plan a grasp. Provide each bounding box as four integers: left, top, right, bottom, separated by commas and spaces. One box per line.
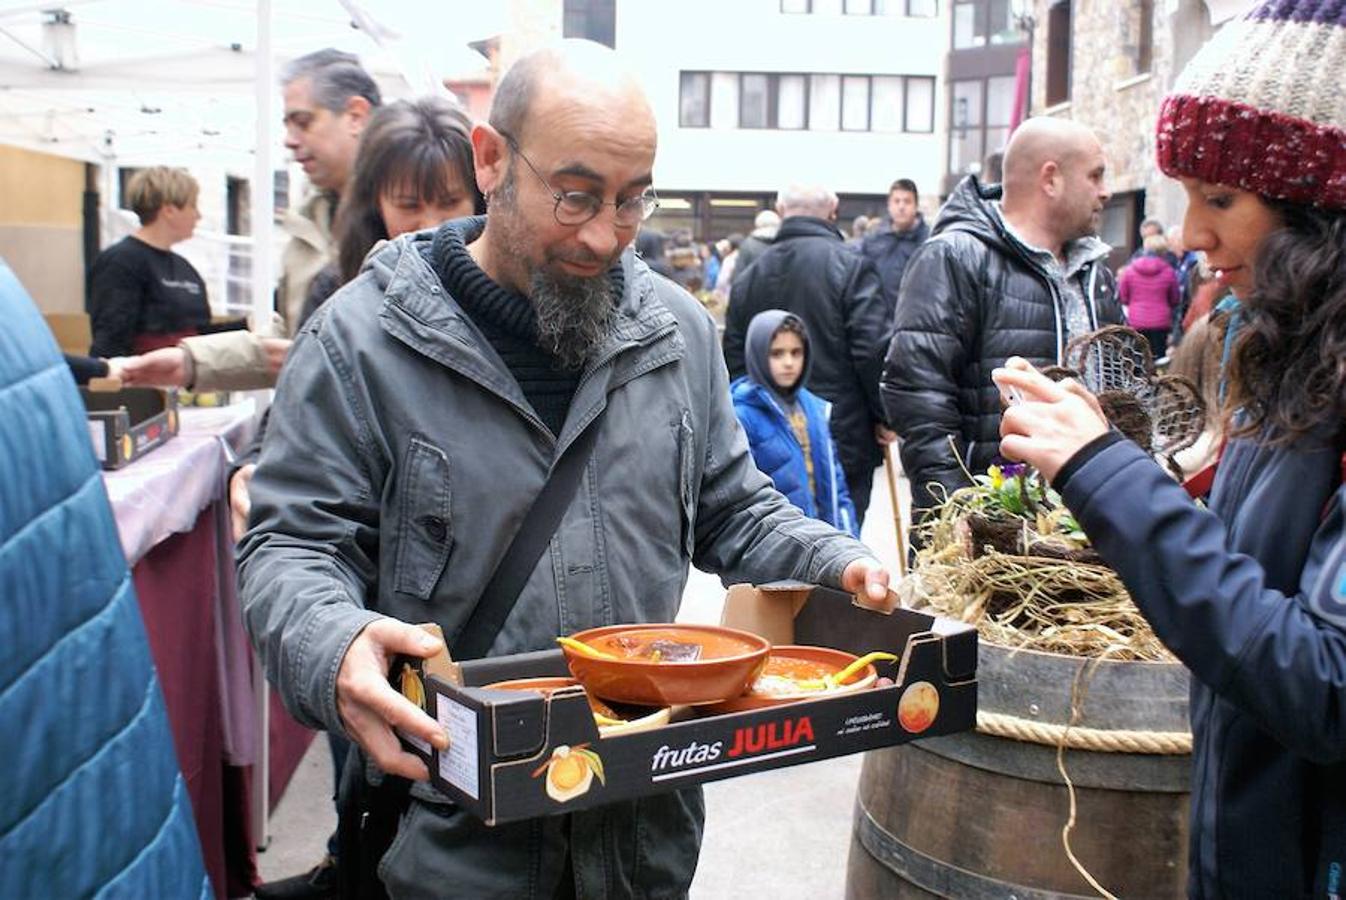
999, 462, 1027, 479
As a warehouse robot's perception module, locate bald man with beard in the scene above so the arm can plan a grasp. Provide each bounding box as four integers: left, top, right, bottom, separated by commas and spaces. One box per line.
880, 118, 1124, 522
239, 40, 892, 899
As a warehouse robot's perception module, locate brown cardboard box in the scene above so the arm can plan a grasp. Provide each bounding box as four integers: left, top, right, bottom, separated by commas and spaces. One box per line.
44, 312, 92, 356
397, 583, 978, 825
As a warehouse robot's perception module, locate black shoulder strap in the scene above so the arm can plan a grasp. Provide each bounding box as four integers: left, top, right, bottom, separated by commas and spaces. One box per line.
451, 414, 603, 659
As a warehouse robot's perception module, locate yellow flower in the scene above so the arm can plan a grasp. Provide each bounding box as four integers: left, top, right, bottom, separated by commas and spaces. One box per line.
988, 465, 1004, 489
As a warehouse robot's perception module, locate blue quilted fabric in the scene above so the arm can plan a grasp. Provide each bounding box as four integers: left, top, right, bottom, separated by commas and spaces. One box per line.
0, 261, 211, 899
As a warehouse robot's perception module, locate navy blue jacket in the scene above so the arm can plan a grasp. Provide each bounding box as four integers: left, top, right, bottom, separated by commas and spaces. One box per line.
1061, 432, 1346, 899
0, 261, 210, 898
732, 377, 858, 537
861, 214, 929, 312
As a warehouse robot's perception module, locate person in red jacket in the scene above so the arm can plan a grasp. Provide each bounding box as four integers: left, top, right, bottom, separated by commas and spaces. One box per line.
1117, 232, 1179, 359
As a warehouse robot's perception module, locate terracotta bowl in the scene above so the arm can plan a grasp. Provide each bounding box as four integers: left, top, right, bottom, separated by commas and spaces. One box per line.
560, 623, 771, 706
483, 676, 672, 736
706, 645, 879, 714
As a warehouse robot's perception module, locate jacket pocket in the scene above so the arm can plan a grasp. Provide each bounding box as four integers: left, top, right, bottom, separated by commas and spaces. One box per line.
677, 411, 697, 559
394, 437, 453, 599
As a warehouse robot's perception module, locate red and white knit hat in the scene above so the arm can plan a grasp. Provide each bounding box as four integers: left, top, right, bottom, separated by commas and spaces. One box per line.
1156, 0, 1346, 209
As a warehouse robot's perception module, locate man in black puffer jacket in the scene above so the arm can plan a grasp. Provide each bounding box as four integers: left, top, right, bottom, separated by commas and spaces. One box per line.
881, 118, 1122, 520
724, 184, 887, 523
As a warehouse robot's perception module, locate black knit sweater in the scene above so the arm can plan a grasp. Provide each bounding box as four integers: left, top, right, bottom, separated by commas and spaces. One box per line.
429, 220, 623, 437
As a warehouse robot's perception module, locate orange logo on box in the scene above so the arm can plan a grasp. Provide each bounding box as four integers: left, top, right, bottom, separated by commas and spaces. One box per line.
532, 744, 605, 803
120, 434, 134, 461
897, 681, 940, 733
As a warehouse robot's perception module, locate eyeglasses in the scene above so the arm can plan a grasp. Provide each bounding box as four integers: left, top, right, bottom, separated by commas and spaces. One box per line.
498, 130, 659, 228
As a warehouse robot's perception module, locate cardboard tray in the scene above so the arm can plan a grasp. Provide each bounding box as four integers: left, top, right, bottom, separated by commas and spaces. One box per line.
80, 386, 179, 470
396, 582, 977, 825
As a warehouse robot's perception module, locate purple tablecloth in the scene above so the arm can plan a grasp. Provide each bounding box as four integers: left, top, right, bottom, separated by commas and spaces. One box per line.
103, 399, 316, 897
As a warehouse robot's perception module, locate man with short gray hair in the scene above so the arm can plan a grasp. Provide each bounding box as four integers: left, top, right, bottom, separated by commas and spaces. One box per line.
277, 48, 381, 332
723, 183, 888, 523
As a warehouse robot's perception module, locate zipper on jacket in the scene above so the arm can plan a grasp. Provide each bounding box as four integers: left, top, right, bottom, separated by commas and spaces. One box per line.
823, 399, 842, 528
1086, 264, 1100, 330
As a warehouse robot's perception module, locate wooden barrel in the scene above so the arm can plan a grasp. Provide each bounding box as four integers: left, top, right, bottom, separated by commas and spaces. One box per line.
846, 641, 1191, 898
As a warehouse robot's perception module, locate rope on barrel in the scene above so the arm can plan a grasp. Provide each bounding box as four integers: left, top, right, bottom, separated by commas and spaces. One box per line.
974, 710, 1193, 755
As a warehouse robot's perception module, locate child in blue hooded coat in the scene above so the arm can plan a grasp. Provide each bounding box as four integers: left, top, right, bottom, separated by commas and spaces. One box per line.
731, 310, 859, 537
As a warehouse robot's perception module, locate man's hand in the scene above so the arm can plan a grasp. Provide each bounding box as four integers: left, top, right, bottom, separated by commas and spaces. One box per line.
259, 337, 291, 378
874, 424, 897, 446
118, 347, 189, 387
336, 619, 449, 781
841, 556, 896, 612
229, 464, 255, 542
993, 357, 1109, 482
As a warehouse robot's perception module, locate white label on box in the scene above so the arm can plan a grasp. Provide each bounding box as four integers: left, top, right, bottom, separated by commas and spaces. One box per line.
87, 420, 106, 462
438, 696, 479, 800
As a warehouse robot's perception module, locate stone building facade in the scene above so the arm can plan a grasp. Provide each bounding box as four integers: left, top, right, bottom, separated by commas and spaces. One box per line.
1027, 0, 1221, 262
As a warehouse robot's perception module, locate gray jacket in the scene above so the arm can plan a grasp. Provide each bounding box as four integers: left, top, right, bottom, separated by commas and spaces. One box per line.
238, 219, 870, 897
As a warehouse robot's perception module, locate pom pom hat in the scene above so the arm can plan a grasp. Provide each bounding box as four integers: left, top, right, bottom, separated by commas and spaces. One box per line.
1156, 0, 1346, 210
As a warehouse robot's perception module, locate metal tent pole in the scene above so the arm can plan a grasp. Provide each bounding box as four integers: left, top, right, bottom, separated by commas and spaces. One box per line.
250, 0, 275, 853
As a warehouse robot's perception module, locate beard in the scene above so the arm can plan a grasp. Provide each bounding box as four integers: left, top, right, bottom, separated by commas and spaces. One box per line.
529, 268, 617, 371
491, 168, 618, 371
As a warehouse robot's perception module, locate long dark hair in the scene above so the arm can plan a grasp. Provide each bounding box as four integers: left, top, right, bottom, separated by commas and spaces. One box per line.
1226, 199, 1346, 444
334, 97, 485, 283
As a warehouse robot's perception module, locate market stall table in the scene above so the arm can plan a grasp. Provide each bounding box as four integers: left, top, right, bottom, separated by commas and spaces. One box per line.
103, 399, 314, 898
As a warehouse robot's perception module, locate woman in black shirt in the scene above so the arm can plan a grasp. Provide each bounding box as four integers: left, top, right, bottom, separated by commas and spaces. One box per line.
89, 166, 211, 358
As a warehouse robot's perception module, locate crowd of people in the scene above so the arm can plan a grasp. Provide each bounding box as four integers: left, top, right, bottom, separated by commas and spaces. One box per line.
8, 0, 1346, 896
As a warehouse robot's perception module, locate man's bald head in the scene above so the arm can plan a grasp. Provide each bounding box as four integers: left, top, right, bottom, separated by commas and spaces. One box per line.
489, 40, 655, 145
1000, 117, 1110, 248
1002, 118, 1101, 198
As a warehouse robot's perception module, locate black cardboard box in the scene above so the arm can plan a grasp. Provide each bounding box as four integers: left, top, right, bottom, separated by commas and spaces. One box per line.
398, 582, 978, 825
80, 386, 178, 470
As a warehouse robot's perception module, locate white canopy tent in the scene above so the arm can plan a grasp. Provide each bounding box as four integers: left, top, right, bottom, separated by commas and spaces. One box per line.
0, 0, 502, 324
0, 0, 502, 840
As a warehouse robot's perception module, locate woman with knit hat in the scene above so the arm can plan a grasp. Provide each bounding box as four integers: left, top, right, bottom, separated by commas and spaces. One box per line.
988, 2, 1346, 896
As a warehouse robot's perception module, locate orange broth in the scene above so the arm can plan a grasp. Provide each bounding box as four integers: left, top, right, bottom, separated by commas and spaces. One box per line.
593, 628, 756, 661
762, 656, 839, 682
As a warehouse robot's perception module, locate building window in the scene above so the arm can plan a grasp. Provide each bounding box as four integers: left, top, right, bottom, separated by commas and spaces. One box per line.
988, 0, 1019, 43
710, 72, 740, 129
845, 0, 873, 11
1046, 0, 1072, 105
680, 70, 935, 134
983, 74, 1015, 163
950, 79, 984, 176
871, 76, 904, 132
842, 76, 871, 130
1134, 0, 1154, 75
776, 75, 807, 129
906, 0, 939, 14
953, 0, 983, 47
948, 74, 1015, 177
562, 0, 615, 48
740, 74, 770, 128
809, 74, 841, 131
953, 0, 1019, 48
813, 0, 844, 13
780, 0, 810, 11
905, 76, 936, 132
679, 72, 709, 127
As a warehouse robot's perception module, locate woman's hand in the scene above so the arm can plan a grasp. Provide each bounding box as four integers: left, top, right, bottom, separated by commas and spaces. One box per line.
992, 357, 1110, 483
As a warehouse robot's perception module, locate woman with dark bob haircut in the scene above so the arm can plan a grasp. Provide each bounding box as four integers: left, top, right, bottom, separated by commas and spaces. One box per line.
989, 1, 1346, 896
299, 96, 485, 323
